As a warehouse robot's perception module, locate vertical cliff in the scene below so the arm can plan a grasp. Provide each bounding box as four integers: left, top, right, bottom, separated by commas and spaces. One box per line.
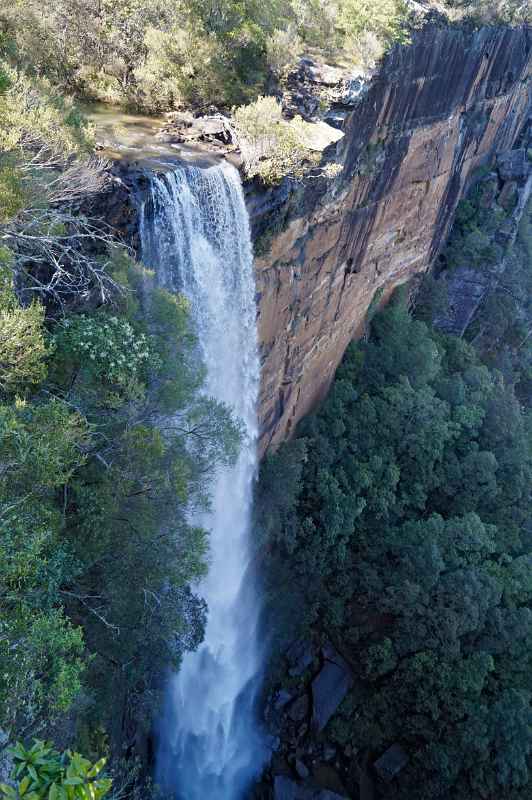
251, 24, 532, 452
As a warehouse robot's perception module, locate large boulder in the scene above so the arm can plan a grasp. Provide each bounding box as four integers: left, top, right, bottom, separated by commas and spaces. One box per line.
273, 776, 348, 800
373, 744, 409, 782
312, 651, 353, 732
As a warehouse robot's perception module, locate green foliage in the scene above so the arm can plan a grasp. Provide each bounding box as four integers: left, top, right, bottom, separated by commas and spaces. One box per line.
0, 249, 240, 749
0, 63, 93, 156
0, 740, 111, 800
0, 398, 88, 734
445, 0, 532, 25
258, 291, 532, 798
233, 95, 319, 184
444, 180, 506, 271
1, 0, 414, 112
52, 313, 155, 407
339, 0, 409, 46
0, 160, 27, 222
0, 302, 49, 398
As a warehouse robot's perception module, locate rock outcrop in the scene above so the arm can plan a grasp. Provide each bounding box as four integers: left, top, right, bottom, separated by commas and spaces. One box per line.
251, 24, 532, 452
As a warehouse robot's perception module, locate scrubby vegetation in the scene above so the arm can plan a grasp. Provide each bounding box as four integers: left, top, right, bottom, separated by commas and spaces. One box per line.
0, 1, 412, 113
2, 1, 528, 115
1, 1, 529, 115
232, 96, 320, 183
446, 0, 531, 25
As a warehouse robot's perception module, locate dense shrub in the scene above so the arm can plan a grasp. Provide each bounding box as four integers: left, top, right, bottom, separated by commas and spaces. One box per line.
233, 95, 319, 183
1, 0, 415, 112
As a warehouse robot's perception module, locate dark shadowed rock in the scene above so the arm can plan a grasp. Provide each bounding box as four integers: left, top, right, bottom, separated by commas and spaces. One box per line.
295, 759, 310, 779
275, 690, 294, 711
373, 744, 409, 782
312, 660, 353, 732
289, 694, 310, 723
287, 639, 314, 676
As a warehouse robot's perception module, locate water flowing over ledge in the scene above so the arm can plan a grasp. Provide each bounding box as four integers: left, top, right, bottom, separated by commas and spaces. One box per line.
140, 162, 266, 799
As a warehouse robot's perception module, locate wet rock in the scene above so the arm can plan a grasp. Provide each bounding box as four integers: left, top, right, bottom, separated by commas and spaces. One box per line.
497, 149, 530, 182
192, 115, 233, 144
324, 110, 348, 130
164, 110, 195, 127
340, 76, 369, 105
373, 744, 409, 782
312, 660, 353, 732
323, 746, 336, 762
267, 735, 282, 752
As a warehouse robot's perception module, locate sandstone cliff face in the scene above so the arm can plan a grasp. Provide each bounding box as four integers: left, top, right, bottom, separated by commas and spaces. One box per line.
250, 25, 532, 453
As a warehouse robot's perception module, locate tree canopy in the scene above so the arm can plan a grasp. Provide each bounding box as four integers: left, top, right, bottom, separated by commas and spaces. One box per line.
258, 291, 532, 798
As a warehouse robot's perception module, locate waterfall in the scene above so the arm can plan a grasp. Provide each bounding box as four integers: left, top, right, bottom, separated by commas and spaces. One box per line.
139, 162, 266, 799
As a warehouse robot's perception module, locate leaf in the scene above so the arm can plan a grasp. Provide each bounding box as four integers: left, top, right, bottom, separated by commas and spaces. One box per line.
49, 782, 60, 800
94, 778, 112, 799
86, 759, 106, 779
27, 767, 38, 783
18, 776, 30, 796
63, 779, 84, 786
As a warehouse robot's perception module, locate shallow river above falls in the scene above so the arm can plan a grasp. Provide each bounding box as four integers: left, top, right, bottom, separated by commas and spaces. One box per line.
83, 102, 222, 167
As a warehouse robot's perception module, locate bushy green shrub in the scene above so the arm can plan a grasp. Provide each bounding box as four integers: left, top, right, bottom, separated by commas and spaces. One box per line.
339, 0, 409, 45
266, 27, 303, 77
0, 302, 49, 398
233, 95, 319, 183
52, 313, 156, 407
0, 740, 111, 800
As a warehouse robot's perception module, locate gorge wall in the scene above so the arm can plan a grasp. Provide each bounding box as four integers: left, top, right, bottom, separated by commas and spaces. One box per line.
249, 24, 532, 453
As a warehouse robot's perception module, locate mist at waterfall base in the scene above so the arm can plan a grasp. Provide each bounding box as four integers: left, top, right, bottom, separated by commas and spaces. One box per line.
140, 162, 268, 799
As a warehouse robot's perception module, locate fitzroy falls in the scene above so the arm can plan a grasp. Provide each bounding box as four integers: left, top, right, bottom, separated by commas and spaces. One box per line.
140, 163, 267, 799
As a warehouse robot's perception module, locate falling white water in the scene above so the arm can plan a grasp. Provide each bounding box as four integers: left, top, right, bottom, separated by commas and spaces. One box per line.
139, 162, 266, 799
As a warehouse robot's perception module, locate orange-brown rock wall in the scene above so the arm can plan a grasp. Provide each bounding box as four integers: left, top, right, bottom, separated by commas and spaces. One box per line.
250, 25, 532, 452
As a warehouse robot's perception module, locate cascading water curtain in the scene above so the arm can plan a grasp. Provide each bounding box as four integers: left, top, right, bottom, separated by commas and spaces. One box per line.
140, 162, 267, 799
